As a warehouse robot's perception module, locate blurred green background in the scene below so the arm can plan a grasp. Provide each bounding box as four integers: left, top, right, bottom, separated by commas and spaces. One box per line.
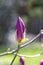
0, 0, 43, 65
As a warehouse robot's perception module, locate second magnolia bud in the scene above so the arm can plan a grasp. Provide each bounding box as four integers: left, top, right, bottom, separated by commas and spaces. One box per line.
20, 56, 25, 65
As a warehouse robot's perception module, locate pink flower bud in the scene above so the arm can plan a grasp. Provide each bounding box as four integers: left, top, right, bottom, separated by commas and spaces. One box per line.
40, 59, 43, 65
16, 16, 26, 42
20, 56, 25, 65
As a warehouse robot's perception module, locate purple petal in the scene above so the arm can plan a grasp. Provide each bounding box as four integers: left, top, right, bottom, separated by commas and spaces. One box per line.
40, 34, 43, 38
20, 57, 25, 65
40, 60, 43, 65
16, 16, 26, 41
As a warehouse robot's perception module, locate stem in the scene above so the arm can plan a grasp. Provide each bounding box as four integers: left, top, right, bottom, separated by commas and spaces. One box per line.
10, 47, 19, 65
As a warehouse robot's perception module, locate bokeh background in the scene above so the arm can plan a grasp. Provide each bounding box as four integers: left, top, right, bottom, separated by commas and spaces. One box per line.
0, 0, 43, 48
0, 0, 43, 65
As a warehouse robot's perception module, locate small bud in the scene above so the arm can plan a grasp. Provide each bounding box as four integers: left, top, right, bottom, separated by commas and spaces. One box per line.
40, 59, 43, 65
20, 56, 25, 65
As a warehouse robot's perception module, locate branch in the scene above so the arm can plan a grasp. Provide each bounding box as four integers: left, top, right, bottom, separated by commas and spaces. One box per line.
10, 48, 19, 65
14, 53, 40, 58
0, 33, 40, 56
13, 52, 43, 58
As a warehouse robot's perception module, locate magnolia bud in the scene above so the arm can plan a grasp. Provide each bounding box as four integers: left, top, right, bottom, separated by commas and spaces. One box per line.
16, 16, 25, 42
40, 59, 43, 65
20, 56, 25, 65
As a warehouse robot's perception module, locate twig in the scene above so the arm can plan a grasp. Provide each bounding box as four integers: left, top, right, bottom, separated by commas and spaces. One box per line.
13, 52, 43, 58
0, 33, 40, 56
14, 53, 40, 58
20, 33, 40, 48
10, 46, 20, 65
10, 48, 19, 65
